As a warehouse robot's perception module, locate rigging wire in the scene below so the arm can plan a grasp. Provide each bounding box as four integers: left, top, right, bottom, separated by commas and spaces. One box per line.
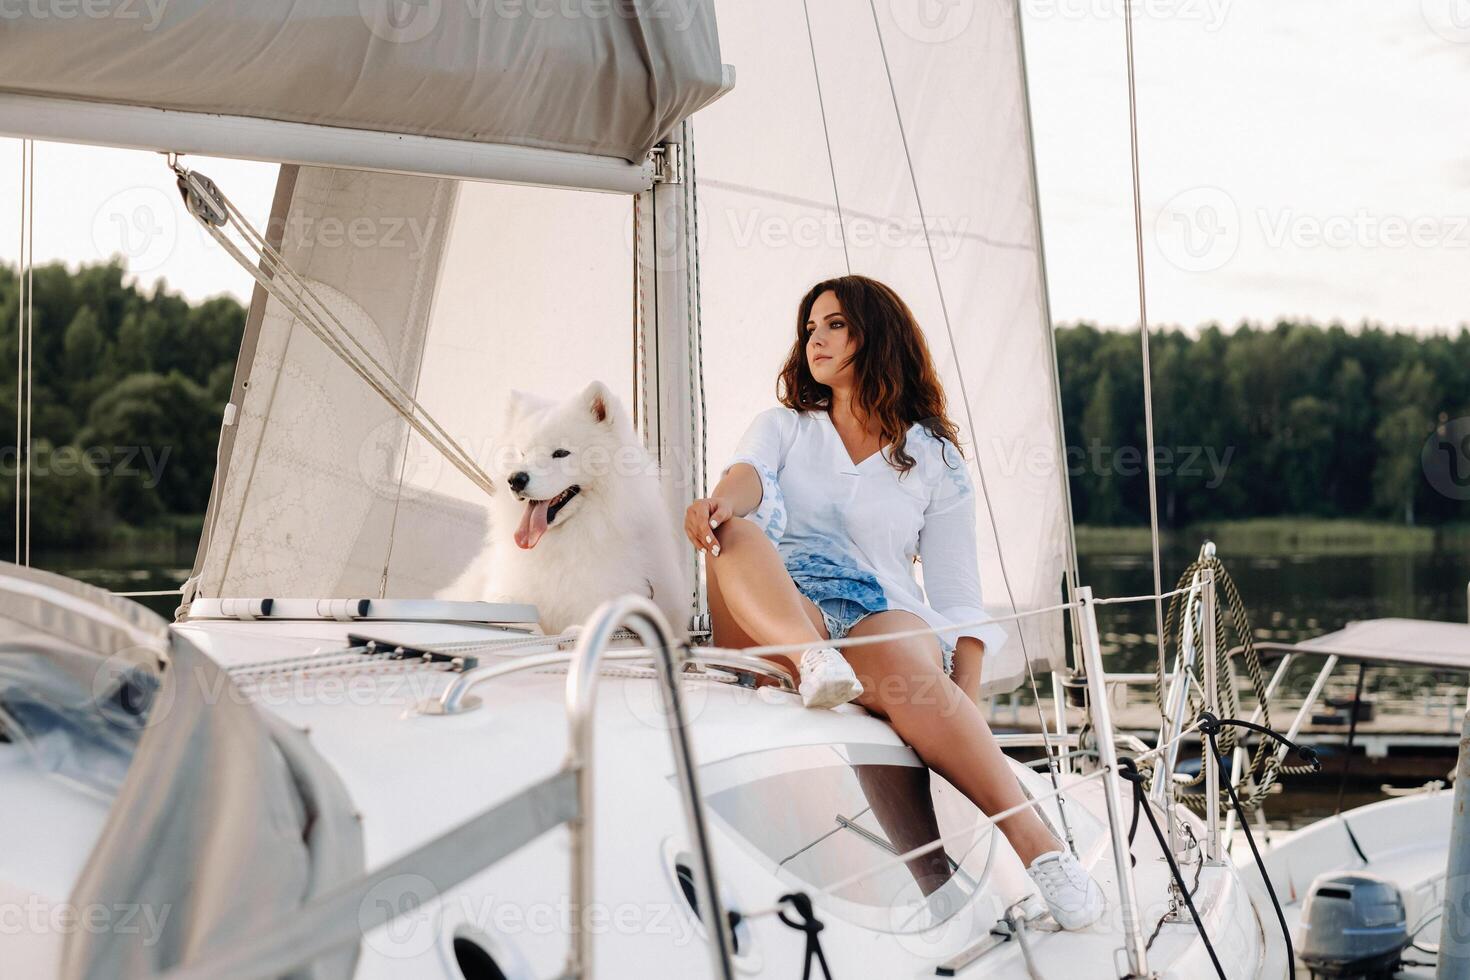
800, 0, 850, 274
1121, 0, 1169, 701
14, 140, 25, 564
14, 139, 34, 566
864, 0, 1073, 855
170, 163, 498, 500
24, 138, 32, 567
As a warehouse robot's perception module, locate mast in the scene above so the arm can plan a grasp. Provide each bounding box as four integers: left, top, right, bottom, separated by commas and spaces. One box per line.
638, 121, 707, 634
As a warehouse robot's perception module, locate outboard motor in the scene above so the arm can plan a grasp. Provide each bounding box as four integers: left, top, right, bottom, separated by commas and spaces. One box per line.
1299, 872, 1409, 979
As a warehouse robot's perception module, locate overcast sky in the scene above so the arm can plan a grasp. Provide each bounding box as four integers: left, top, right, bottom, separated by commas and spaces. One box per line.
1, 0, 1467, 333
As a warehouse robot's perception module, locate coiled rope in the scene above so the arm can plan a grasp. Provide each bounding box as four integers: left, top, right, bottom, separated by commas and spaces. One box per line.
1151, 554, 1316, 811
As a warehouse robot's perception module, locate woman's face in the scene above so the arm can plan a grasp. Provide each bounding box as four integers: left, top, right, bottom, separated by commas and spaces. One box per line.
805, 290, 857, 388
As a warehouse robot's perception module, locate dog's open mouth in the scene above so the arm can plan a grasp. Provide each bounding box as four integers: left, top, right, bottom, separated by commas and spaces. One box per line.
514, 485, 581, 550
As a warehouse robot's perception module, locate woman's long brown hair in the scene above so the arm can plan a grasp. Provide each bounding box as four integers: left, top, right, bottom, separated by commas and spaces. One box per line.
778, 275, 964, 474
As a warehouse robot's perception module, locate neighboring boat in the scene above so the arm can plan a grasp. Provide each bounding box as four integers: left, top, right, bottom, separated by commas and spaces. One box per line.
1241, 618, 1470, 980
0, 3, 1456, 979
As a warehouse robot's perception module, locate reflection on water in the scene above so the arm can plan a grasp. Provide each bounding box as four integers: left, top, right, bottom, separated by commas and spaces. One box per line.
1080, 539, 1470, 829
1081, 542, 1470, 675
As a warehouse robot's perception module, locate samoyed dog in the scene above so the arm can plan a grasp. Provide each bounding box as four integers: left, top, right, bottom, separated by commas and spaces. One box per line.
478, 380, 689, 638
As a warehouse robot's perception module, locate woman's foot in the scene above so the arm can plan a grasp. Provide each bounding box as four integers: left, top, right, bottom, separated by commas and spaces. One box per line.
797, 646, 864, 708
1026, 850, 1106, 930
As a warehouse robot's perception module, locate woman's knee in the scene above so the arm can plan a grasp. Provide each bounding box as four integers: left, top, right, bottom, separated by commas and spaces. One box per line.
711, 515, 768, 548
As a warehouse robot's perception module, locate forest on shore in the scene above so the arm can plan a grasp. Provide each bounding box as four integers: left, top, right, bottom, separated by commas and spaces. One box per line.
0, 261, 1466, 551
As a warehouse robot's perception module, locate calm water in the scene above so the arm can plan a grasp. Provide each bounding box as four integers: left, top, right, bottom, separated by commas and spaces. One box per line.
31, 535, 1470, 829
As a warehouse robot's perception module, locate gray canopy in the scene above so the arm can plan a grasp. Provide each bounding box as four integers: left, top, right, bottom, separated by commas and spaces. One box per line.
0, 0, 727, 163
0, 562, 361, 980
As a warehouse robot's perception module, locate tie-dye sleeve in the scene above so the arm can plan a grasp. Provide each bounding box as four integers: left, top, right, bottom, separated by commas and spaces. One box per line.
917, 451, 1008, 653
721, 407, 791, 544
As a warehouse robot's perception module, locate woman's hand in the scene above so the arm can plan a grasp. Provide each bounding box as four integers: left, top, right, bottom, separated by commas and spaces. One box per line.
685, 497, 734, 556
950, 636, 986, 707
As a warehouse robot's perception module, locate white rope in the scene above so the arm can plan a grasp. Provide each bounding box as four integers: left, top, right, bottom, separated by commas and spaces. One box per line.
1121, 0, 1169, 689
14, 140, 25, 564
14, 139, 33, 565
23, 138, 32, 566
1093, 584, 1194, 606
171, 165, 499, 500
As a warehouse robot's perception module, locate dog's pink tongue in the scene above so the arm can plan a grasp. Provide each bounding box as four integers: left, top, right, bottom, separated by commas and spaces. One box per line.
515, 499, 550, 549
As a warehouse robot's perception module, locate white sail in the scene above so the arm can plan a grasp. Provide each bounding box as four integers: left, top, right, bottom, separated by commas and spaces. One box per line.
191, 169, 635, 601
187, 0, 1068, 691
694, 0, 1072, 689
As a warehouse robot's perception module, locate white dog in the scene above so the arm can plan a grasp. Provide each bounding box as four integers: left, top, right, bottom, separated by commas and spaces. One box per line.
480, 381, 689, 639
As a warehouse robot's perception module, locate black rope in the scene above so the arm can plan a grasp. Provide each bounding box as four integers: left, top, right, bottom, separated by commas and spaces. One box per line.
1118, 758, 1227, 980
1193, 714, 1323, 980
777, 892, 833, 980
1334, 661, 1367, 817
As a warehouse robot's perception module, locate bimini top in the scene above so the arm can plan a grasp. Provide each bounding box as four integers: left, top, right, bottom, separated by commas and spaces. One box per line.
1264, 617, 1470, 671
0, 0, 729, 165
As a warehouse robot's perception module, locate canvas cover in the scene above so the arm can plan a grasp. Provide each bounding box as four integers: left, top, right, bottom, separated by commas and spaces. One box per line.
0, 0, 726, 162
0, 562, 362, 979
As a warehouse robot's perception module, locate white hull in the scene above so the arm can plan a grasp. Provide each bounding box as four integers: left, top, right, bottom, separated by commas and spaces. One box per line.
2, 604, 1282, 978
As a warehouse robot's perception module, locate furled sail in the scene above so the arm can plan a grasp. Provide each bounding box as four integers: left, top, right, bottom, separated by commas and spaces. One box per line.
693, 0, 1073, 689
0, 0, 730, 184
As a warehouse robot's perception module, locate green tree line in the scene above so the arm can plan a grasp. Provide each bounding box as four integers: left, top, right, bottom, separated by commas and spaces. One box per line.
0, 262, 1465, 550
0, 261, 241, 547
1057, 321, 1470, 528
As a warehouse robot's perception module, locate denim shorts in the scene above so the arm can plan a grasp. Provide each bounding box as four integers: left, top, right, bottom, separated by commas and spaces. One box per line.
808, 594, 956, 676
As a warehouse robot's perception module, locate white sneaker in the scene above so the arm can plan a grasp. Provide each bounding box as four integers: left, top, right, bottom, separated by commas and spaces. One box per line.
796, 646, 864, 709
1026, 850, 1106, 930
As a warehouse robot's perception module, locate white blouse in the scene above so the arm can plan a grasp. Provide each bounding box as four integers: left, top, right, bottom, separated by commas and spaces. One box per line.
723, 407, 1007, 654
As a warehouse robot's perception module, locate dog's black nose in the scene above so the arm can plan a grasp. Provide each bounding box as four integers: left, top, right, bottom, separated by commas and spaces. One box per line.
508, 471, 529, 493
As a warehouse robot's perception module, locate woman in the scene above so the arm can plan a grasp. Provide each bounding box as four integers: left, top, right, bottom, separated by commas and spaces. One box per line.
683, 275, 1105, 930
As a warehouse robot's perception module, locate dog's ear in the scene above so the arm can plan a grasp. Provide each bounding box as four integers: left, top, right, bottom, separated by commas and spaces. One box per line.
581, 380, 618, 426
503, 389, 531, 427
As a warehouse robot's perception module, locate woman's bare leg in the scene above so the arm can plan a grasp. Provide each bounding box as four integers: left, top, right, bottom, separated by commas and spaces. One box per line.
843, 611, 1060, 866
707, 517, 828, 677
